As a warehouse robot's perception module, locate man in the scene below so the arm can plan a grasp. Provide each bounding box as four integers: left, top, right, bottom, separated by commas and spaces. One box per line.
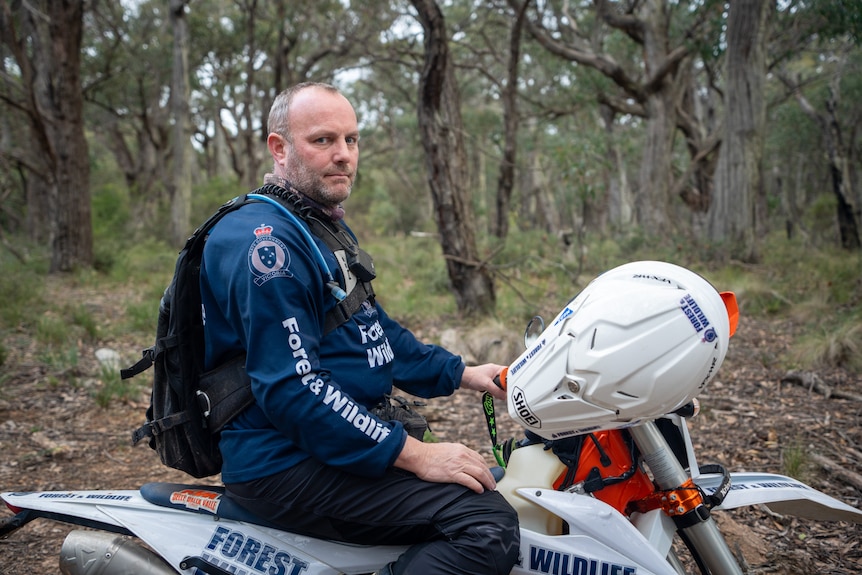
200, 82, 520, 575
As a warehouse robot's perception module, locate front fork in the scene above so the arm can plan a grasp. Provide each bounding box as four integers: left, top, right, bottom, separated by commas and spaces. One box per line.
629, 422, 744, 575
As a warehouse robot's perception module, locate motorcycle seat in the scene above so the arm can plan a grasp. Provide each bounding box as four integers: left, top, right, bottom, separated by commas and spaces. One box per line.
141, 471, 506, 528
140, 482, 281, 528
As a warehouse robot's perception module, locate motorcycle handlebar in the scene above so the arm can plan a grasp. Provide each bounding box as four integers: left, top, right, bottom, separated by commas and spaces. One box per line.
672, 399, 700, 418
493, 367, 508, 391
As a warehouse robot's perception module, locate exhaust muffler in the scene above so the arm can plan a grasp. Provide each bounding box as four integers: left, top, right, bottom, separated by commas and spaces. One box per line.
60, 530, 177, 575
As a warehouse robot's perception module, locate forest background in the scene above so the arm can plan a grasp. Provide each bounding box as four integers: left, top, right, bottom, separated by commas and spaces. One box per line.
1, 0, 862, 571
1, 0, 862, 444
2, 0, 860, 366
2, 0, 862, 424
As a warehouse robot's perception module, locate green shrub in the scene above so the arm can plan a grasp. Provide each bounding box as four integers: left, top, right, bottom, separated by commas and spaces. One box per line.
0, 249, 48, 330
781, 442, 813, 483
126, 298, 160, 333
792, 320, 862, 372
93, 363, 143, 408
805, 194, 839, 247
36, 345, 79, 378
192, 175, 242, 217
91, 182, 132, 273
36, 314, 71, 347
365, 233, 455, 324
106, 238, 175, 286
68, 304, 100, 341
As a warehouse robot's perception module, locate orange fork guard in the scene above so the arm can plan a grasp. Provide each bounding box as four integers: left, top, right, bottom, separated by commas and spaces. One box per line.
626, 477, 704, 517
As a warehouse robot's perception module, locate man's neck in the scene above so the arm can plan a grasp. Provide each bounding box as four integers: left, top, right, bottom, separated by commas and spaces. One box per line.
262, 173, 345, 221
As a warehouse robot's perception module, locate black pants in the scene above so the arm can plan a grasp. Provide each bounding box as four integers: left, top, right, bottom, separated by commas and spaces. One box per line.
226, 458, 520, 575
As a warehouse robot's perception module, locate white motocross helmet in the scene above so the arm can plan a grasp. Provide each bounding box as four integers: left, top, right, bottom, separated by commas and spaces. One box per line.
505, 261, 737, 440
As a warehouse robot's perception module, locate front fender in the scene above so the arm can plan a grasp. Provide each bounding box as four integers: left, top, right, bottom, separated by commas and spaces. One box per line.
695, 472, 862, 523
515, 488, 678, 575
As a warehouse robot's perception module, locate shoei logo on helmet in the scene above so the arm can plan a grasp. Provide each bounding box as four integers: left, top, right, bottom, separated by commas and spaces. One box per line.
512, 386, 541, 427
680, 294, 710, 334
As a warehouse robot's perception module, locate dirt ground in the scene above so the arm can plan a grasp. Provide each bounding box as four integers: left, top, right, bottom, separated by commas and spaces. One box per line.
0, 281, 860, 574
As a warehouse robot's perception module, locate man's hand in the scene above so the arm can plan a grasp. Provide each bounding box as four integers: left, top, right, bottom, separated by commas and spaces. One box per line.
460, 363, 506, 400
392, 363, 506, 493
394, 437, 496, 493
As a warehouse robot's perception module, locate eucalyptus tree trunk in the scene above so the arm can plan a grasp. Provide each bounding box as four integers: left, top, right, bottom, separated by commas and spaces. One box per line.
634, 0, 683, 231
410, 0, 496, 316
820, 86, 860, 250
169, 0, 192, 247
493, 0, 527, 240
2, 0, 92, 271
240, 0, 263, 191
636, 89, 679, 229
708, 0, 772, 262
598, 104, 633, 229
784, 75, 861, 251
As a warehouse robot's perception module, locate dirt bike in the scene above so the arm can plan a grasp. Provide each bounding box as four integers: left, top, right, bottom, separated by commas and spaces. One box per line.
2, 261, 861, 575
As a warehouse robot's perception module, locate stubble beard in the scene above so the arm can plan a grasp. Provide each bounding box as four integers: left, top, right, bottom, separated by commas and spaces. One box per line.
284, 156, 352, 209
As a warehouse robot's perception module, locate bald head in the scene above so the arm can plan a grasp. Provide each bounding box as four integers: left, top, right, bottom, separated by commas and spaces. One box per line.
268, 82, 345, 141
266, 83, 359, 208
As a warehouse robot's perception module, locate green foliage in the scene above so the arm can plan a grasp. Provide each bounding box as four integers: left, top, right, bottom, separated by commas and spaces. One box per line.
33, 304, 101, 372
192, 176, 243, 218
69, 304, 101, 341
7, 0, 862, 427
0, 221, 176, 405
94, 363, 142, 409
485, 229, 586, 322
805, 194, 840, 246
811, 0, 862, 42
0, 248, 48, 331
363, 233, 456, 325
106, 238, 175, 286
762, 234, 859, 307
781, 442, 813, 483
709, 264, 791, 317
710, 233, 862, 372
368, 227, 862, 386
352, 169, 430, 236
35, 314, 72, 348
108, 239, 175, 338
91, 182, 133, 273
125, 296, 162, 334
793, 322, 862, 372
36, 346, 80, 386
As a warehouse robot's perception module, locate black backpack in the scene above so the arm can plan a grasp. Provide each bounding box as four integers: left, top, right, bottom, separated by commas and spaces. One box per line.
122, 188, 375, 478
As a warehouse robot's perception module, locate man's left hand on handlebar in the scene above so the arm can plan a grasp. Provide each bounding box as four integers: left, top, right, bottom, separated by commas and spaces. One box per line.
460, 363, 507, 401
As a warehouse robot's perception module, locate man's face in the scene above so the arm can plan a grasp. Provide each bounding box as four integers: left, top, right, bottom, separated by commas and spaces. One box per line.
280, 88, 359, 208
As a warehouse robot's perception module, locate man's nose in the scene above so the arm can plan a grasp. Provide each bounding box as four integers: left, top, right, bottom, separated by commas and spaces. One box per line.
331, 139, 352, 163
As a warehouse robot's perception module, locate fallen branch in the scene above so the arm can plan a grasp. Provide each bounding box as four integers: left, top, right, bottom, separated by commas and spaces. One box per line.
809, 453, 862, 492
781, 371, 862, 402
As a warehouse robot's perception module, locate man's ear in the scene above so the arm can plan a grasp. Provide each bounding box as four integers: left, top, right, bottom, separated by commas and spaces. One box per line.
267, 133, 288, 163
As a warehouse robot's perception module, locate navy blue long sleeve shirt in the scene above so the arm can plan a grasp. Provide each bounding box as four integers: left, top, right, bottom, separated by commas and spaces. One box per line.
200, 199, 465, 483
